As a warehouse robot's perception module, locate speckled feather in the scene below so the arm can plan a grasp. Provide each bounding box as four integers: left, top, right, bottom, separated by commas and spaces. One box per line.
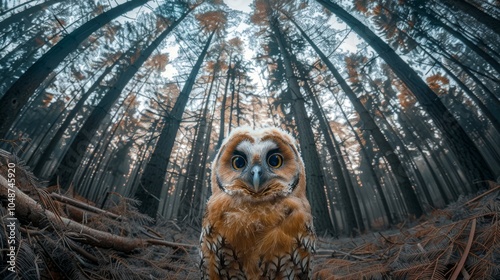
200, 127, 315, 280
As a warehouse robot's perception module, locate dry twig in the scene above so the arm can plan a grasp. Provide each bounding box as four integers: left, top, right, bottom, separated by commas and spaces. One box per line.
450, 218, 476, 280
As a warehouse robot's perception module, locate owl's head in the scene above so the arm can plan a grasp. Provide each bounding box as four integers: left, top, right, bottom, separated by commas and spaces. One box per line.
211, 127, 306, 201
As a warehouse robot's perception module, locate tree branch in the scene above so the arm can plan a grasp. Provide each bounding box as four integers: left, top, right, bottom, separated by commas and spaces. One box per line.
0, 174, 196, 252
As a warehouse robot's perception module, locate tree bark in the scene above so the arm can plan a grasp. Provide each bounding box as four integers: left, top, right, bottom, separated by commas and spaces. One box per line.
49, 9, 190, 189
0, 0, 39, 16
442, 0, 500, 35
0, 0, 150, 138
291, 15, 423, 218
135, 31, 215, 217
333, 91, 394, 225
195, 108, 216, 219
32, 52, 126, 177
227, 63, 237, 135
409, 1, 500, 75
315, 0, 494, 189
267, 11, 334, 233
298, 64, 361, 235
0, 0, 64, 31
216, 56, 232, 150
178, 62, 220, 220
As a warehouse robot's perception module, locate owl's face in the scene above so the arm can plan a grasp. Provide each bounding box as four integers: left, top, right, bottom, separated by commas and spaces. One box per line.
212, 127, 306, 200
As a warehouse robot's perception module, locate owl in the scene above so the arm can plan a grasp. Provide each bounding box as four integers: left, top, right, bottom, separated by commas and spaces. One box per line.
200, 127, 315, 280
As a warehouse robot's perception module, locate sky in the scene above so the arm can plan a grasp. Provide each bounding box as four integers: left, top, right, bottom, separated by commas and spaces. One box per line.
223, 0, 253, 13
160, 0, 363, 87
160, 0, 253, 79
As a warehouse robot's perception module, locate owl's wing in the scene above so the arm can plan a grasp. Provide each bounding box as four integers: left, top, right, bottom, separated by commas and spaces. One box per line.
199, 223, 246, 280
293, 223, 316, 279
259, 223, 316, 280
288, 223, 316, 279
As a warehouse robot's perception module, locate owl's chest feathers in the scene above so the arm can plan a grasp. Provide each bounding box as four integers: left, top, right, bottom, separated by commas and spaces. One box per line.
223, 199, 289, 236
205, 193, 311, 256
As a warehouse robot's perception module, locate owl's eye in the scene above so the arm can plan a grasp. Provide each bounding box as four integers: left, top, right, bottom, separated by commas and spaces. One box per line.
231, 155, 247, 170
267, 153, 283, 168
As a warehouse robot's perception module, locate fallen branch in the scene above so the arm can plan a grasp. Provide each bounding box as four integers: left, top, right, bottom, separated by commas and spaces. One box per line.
49, 192, 123, 220
0, 174, 196, 252
315, 249, 367, 260
450, 218, 476, 280
378, 231, 404, 245
466, 183, 500, 206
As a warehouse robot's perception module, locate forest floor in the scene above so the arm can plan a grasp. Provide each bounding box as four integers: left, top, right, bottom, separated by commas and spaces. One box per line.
0, 148, 499, 279
312, 184, 500, 279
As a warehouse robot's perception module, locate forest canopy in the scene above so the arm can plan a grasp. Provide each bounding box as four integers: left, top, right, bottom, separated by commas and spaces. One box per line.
0, 0, 499, 238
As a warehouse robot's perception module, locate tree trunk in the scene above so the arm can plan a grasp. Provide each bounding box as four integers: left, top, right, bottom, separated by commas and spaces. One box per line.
177, 121, 202, 219
49, 9, 190, 189
333, 91, 394, 225
33, 51, 126, 177
0, 30, 45, 88
1, 0, 39, 16
227, 65, 237, 135
268, 13, 334, 234
299, 65, 360, 235
0, 0, 150, 138
234, 72, 242, 127
442, 0, 500, 35
216, 56, 232, 150
420, 43, 500, 128
368, 95, 433, 208
195, 106, 217, 219
0, 0, 64, 31
291, 16, 423, 218
409, 1, 500, 75
376, 88, 452, 205
135, 31, 215, 217
178, 66, 218, 219
387, 6, 499, 104
315, 0, 494, 189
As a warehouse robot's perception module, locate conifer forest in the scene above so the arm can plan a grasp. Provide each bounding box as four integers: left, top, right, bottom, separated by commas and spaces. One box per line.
0, 0, 499, 279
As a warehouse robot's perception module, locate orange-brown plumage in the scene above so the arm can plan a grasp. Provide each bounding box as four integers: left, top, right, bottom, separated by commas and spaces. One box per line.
200, 127, 315, 279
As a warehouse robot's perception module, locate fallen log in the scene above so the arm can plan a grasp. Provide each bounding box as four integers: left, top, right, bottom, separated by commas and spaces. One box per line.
0, 174, 196, 252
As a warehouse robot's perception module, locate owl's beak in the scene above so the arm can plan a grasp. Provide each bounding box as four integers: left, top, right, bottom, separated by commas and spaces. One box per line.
251, 165, 262, 191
